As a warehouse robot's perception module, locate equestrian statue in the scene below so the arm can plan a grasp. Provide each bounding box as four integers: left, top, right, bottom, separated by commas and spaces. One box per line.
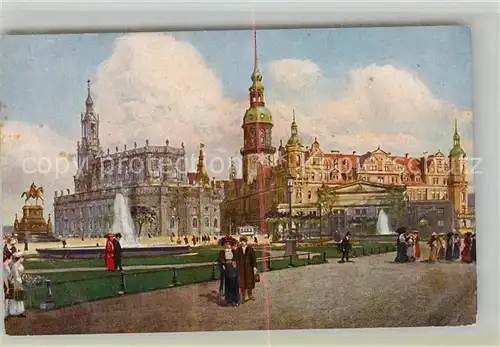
21, 182, 44, 205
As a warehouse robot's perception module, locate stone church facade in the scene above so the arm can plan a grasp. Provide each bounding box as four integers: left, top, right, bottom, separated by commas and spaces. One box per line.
53, 81, 224, 239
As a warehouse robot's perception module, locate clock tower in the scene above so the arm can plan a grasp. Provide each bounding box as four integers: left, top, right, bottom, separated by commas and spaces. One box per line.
240, 65, 276, 184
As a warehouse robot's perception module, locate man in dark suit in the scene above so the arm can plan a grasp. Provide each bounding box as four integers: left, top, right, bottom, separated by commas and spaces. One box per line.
340, 232, 351, 263
112, 233, 123, 271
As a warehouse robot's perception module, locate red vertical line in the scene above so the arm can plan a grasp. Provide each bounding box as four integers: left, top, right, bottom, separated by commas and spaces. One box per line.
252, 20, 272, 340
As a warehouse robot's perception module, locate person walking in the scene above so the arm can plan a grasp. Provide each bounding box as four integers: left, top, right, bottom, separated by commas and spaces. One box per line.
413, 231, 421, 259
104, 233, 115, 271
461, 232, 473, 263
445, 232, 454, 261
428, 232, 440, 263
236, 236, 258, 304
471, 233, 476, 263
218, 239, 240, 306
8, 252, 26, 318
3, 250, 13, 321
452, 231, 461, 260
112, 233, 123, 271
339, 231, 351, 263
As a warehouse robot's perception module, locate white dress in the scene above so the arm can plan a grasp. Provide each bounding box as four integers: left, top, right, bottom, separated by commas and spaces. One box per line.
3, 263, 11, 318
8, 261, 25, 316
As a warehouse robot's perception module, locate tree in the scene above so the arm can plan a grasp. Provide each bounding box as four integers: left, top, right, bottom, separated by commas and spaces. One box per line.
131, 205, 157, 237
317, 184, 338, 237
382, 189, 406, 229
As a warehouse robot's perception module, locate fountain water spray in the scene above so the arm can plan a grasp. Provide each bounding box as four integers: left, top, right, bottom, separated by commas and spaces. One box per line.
376, 209, 392, 235
111, 193, 141, 247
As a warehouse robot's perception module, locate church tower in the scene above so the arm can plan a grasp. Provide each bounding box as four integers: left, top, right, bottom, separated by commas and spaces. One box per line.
285, 111, 305, 177
240, 30, 276, 184
76, 80, 102, 192
447, 119, 468, 225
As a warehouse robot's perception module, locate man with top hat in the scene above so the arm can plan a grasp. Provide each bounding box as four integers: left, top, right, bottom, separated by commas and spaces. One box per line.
339, 231, 352, 263
112, 233, 123, 271
236, 235, 258, 304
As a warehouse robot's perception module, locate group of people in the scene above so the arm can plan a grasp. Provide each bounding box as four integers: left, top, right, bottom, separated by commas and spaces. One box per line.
217, 235, 258, 307
3, 237, 26, 320
395, 228, 476, 264
104, 233, 123, 271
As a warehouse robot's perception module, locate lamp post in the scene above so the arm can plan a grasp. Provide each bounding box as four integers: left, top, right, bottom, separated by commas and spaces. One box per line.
284, 173, 297, 258
319, 202, 323, 238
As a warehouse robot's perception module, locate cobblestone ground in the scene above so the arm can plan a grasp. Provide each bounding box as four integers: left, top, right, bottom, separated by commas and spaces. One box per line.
5, 245, 476, 335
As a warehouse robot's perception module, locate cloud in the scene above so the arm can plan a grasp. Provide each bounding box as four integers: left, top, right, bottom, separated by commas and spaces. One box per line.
1, 120, 75, 222
268, 59, 321, 90
1, 33, 475, 222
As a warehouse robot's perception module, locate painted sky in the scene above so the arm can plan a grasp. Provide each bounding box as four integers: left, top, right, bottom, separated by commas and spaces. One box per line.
0, 26, 473, 221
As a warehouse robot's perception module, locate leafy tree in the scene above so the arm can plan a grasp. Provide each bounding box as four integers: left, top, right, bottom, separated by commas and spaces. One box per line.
131, 205, 157, 237
382, 189, 406, 229
317, 184, 338, 237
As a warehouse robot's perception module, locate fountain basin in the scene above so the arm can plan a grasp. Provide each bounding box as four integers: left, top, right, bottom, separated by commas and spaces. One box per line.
353, 234, 397, 243
36, 244, 191, 260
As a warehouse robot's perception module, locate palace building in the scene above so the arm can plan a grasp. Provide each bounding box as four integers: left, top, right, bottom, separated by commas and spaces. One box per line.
221, 63, 470, 235
53, 81, 224, 239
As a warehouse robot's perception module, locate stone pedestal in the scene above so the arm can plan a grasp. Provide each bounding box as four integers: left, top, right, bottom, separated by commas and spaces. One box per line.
284, 239, 298, 259
14, 205, 59, 243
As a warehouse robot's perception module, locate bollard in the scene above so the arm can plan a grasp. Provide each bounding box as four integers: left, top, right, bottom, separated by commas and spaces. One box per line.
40, 280, 54, 311
307, 252, 311, 264
171, 268, 180, 286
118, 271, 126, 295
211, 263, 216, 280
323, 252, 327, 263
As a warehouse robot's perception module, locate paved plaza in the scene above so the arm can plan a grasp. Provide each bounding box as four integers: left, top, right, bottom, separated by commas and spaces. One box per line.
5, 246, 476, 335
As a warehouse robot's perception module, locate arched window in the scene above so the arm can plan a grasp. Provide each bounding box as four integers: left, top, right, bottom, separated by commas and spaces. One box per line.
205, 217, 210, 228
170, 216, 175, 228
192, 217, 198, 228
213, 218, 218, 229
260, 129, 266, 144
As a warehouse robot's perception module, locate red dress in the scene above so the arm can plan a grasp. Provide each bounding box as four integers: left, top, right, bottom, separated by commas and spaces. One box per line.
461, 237, 472, 263
105, 238, 115, 271
414, 236, 421, 258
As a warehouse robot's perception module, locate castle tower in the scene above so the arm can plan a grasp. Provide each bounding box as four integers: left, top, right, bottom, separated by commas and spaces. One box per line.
240, 30, 276, 184
76, 80, 102, 193
285, 111, 305, 176
447, 119, 468, 225
194, 143, 210, 187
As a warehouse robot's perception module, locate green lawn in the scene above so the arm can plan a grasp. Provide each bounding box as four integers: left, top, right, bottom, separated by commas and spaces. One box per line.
24, 247, 269, 270
25, 256, 325, 310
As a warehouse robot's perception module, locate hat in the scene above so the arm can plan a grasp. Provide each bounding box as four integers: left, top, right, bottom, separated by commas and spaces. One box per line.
114, 233, 122, 238
431, 232, 437, 236
9, 239, 17, 245
239, 235, 248, 242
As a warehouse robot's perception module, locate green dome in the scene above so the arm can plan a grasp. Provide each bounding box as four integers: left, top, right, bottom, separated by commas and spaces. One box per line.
243, 106, 273, 125
450, 145, 466, 157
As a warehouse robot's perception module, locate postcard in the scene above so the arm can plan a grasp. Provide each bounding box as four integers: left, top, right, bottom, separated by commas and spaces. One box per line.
1, 26, 475, 335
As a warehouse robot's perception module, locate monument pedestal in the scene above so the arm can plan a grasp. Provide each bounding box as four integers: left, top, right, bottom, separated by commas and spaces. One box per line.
14, 205, 60, 243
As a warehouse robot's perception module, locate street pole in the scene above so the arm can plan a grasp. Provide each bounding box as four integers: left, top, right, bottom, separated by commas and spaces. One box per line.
176, 170, 182, 244
319, 204, 323, 239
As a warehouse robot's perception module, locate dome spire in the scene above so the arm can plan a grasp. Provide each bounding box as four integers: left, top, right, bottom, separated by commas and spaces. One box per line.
86, 79, 94, 110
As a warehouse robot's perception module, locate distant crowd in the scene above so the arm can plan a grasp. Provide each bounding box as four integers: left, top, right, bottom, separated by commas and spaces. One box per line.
394, 228, 476, 264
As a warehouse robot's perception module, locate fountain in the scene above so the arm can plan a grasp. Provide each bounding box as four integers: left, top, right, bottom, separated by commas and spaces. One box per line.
111, 193, 140, 247
36, 193, 191, 260
376, 209, 392, 235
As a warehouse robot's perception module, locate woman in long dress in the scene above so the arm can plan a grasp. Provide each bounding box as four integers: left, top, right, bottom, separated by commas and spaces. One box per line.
8, 252, 26, 317
428, 233, 440, 262
406, 233, 415, 262
3, 251, 13, 320
396, 229, 408, 263
104, 234, 115, 271
437, 234, 446, 260
452, 232, 461, 260
413, 231, 421, 259
218, 240, 240, 306
445, 232, 454, 261
461, 232, 473, 263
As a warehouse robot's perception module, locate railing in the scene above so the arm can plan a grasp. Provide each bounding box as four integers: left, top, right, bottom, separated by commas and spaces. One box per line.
24, 252, 325, 310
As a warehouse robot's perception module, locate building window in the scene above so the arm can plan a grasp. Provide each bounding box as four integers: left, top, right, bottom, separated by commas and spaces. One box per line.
377, 176, 384, 183
308, 190, 312, 200
311, 173, 315, 181
319, 173, 322, 180
170, 216, 175, 228
205, 217, 210, 228
329, 172, 333, 180
192, 217, 198, 228
362, 209, 367, 215
443, 178, 447, 185
213, 218, 218, 228
417, 191, 422, 200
